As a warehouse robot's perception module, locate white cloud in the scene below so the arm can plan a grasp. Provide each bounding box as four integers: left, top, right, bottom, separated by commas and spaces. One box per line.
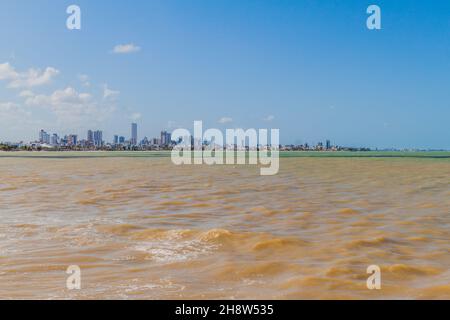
0, 68, 123, 138
263, 115, 275, 121
10, 67, 59, 88
78, 74, 90, 87
25, 87, 92, 107
23, 87, 113, 128
112, 43, 141, 54
129, 112, 142, 121
103, 84, 120, 99
0, 101, 35, 129
218, 117, 233, 124
0, 102, 30, 116
0, 62, 59, 88
19, 90, 34, 97
0, 63, 18, 80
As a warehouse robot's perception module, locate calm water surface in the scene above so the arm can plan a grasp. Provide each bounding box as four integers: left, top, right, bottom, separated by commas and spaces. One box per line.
0, 154, 449, 299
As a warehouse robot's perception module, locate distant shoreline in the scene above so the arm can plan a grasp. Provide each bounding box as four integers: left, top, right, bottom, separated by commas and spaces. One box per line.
1, 150, 449, 159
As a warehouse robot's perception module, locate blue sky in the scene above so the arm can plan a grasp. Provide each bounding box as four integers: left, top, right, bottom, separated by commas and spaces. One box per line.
0, 0, 449, 149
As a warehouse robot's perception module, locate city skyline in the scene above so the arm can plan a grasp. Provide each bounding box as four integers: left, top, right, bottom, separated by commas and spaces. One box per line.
27, 123, 178, 150
0, 122, 362, 150
1, 120, 448, 152
0, 1, 449, 150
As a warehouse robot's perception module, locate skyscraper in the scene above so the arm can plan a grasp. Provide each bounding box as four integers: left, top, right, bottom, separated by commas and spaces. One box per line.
93, 130, 103, 147
131, 123, 138, 145
87, 130, 93, 145
326, 140, 331, 150
50, 134, 59, 146
114, 135, 119, 145
68, 134, 78, 146
39, 129, 50, 144
160, 131, 172, 146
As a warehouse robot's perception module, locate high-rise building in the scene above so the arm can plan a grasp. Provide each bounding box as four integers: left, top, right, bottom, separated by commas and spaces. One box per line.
60, 136, 68, 146
119, 136, 125, 144
114, 135, 119, 145
39, 129, 44, 143
131, 123, 138, 145
93, 130, 103, 147
39, 129, 50, 144
67, 134, 78, 146
87, 130, 94, 144
160, 131, 172, 146
326, 140, 331, 150
50, 134, 59, 146
160, 131, 166, 146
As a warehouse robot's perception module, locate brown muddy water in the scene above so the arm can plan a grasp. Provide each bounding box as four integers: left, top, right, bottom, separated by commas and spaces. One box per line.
0, 155, 449, 299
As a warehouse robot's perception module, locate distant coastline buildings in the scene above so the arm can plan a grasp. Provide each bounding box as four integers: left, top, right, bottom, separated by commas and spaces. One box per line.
93, 130, 103, 147
131, 123, 138, 146
39, 130, 50, 144
161, 131, 172, 147
0, 122, 382, 152
32, 125, 342, 152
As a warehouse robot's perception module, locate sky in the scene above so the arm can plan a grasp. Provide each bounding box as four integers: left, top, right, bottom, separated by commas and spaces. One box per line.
0, 0, 449, 149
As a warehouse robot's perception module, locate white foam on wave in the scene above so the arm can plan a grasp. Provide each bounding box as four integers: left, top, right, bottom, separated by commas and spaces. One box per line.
133, 230, 218, 263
